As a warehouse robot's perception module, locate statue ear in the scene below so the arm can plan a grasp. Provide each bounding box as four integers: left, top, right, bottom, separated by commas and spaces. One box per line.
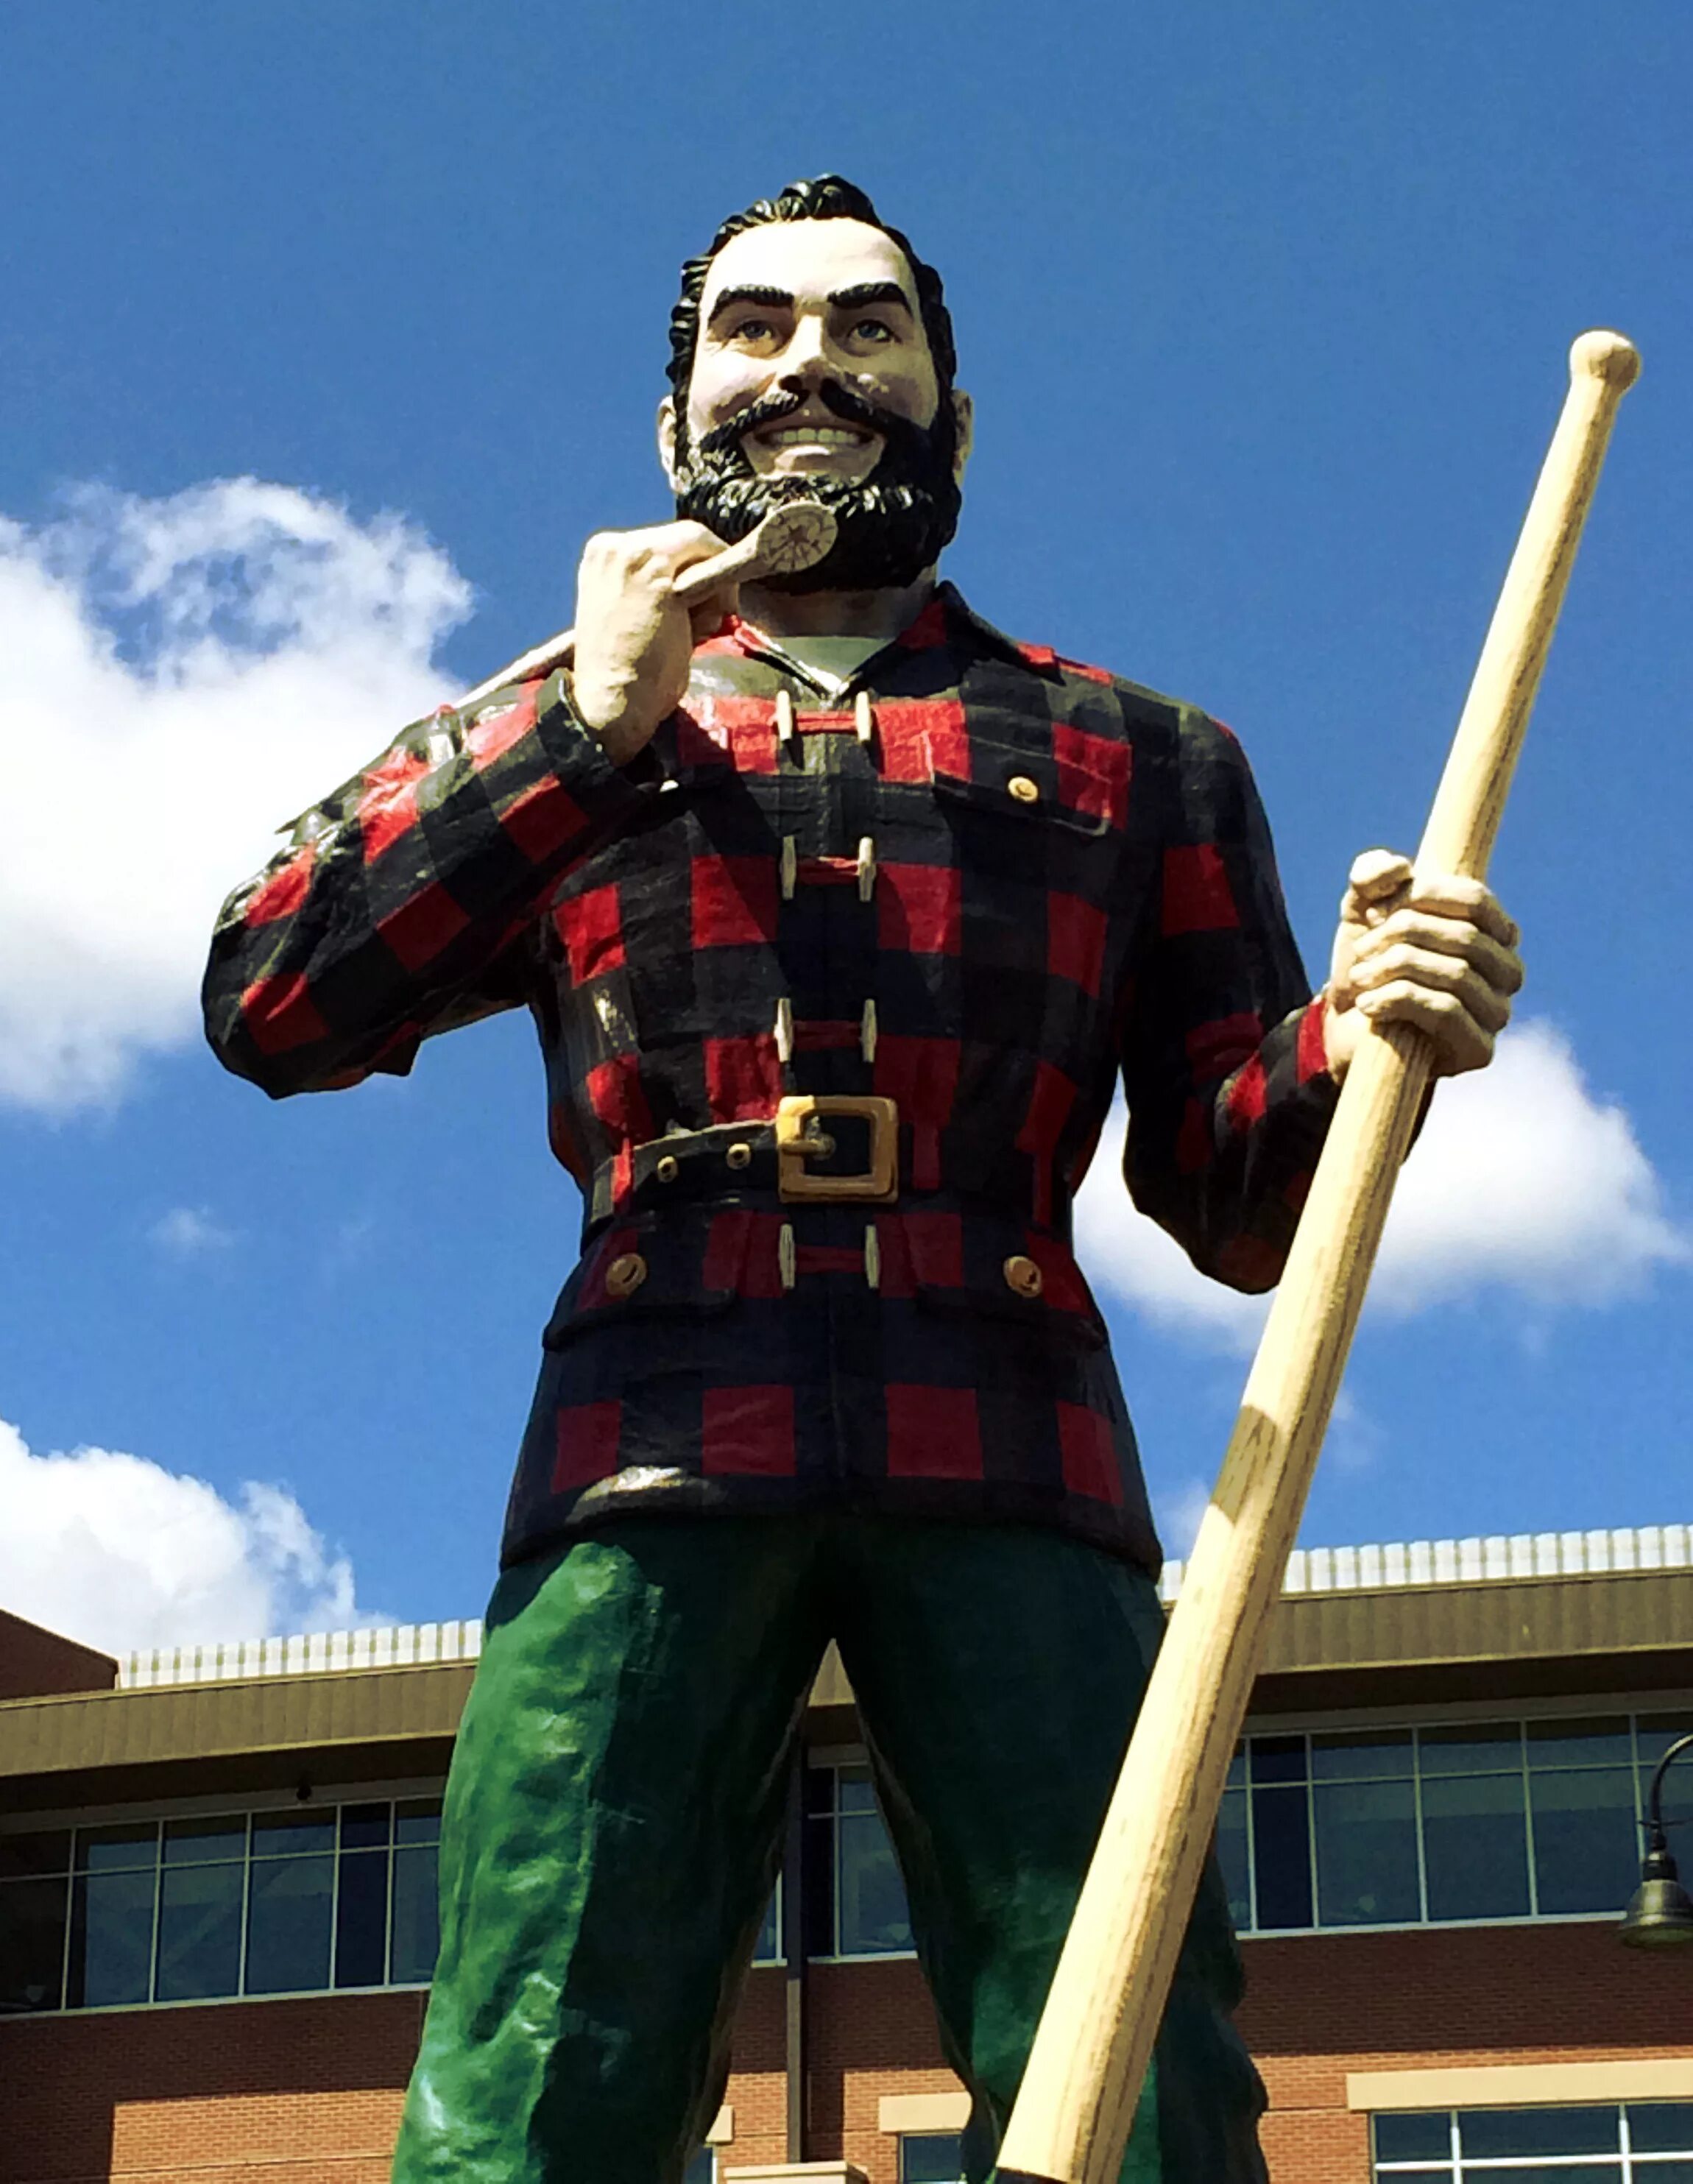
657, 397, 680, 489
950, 390, 975, 484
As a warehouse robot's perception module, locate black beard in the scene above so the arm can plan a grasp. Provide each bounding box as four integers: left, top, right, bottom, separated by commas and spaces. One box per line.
671, 378, 961, 593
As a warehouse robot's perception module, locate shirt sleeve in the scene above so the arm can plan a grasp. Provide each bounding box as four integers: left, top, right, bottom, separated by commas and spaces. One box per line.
1118, 705, 1339, 1292
202, 670, 647, 1098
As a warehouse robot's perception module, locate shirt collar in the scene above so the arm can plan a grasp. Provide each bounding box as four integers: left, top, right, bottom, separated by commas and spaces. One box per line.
693, 581, 1053, 694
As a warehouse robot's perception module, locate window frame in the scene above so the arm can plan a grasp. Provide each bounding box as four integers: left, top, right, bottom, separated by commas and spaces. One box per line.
0, 1780, 445, 2018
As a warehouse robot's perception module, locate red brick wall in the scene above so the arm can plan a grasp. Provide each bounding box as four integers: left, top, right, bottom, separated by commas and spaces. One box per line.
1240, 1920, 1693, 2184
4, 1926, 1689, 2184
0, 1990, 427, 2184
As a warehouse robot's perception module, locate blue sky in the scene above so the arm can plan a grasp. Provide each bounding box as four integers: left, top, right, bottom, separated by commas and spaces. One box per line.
1, 1, 1688, 1651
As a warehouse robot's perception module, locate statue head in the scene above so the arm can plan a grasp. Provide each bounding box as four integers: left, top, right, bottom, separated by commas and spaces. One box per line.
659, 176, 972, 593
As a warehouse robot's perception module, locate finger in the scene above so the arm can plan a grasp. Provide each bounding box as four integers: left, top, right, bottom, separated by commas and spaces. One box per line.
1349, 848, 1413, 896
1406, 872, 1520, 949
1350, 909, 1524, 995
1355, 979, 1497, 1073
1349, 941, 1513, 1033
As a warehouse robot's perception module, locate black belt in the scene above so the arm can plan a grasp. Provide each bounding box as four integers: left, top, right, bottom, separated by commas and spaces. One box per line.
586, 1095, 1072, 1236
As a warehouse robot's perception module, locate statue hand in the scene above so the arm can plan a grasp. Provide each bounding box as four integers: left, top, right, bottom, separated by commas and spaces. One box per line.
569, 521, 739, 764
1322, 849, 1524, 1081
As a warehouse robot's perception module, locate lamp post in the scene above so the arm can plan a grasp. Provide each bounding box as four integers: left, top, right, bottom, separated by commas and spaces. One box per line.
1619, 1731, 1693, 1950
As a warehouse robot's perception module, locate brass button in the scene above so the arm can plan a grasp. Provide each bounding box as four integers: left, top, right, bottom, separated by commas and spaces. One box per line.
1008, 773, 1040, 805
1003, 1254, 1044, 1299
655, 1154, 680, 1184
726, 1142, 752, 1171
605, 1253, 647, 1299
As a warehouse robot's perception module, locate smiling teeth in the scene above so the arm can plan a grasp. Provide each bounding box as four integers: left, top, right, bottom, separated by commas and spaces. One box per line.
762, 427, 868, 447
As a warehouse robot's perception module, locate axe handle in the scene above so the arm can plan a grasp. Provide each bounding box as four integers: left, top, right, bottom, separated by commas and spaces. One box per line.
997, 330, 1639, 2184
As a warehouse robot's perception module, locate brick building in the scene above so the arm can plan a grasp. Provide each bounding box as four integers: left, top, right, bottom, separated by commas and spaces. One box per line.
3, 1526, 1692, 2184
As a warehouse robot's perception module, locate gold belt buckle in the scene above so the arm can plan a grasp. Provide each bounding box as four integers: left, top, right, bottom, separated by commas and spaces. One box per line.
775, 1095, 899, 1204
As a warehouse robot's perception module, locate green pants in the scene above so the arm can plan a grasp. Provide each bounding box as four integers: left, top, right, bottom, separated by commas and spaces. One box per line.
392, 1517, 1266, 2184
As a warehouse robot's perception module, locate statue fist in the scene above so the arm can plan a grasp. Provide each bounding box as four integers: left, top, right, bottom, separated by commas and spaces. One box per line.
1323, 849, 1524, 1080
569, 522, 738, 765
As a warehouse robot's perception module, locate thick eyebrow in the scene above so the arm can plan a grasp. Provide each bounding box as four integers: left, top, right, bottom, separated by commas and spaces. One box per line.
706, 283, 794, 328
829, 280, 915, 315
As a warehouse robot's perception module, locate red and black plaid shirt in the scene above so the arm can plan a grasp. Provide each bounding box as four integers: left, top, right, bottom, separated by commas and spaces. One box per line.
205, 585, 1336, 1573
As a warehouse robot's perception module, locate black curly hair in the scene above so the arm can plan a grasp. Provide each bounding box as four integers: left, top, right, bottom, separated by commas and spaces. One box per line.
666, 174, 957, 415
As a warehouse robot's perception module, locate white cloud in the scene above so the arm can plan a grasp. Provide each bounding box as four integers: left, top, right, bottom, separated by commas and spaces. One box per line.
1078, 1019, 1687, 1347
0, 1416, 376, 1657
149, 1204, 234, 1255
0, 478, 471, 1112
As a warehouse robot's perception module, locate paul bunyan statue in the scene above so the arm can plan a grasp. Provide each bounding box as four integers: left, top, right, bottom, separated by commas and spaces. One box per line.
205, 177, 1522, 2184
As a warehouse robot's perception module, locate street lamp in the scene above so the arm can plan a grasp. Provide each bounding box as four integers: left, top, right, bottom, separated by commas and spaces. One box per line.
1619, 1731, 1693, 1950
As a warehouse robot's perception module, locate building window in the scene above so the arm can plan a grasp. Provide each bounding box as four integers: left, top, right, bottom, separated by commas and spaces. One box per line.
1217, 1710, 1688, 1936
0, 1795, 442, 2015
1371, 2101, 1693, 2177
682, 2149, 715, 2184
806, 1763, 914, 1958
751, 1876, 782, 1966
899, 2132, 966, 2183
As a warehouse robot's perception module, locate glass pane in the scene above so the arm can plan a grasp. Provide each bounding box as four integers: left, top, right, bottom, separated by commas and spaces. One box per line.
390, 1844, 440, 1985
1634, 1718, 1693, 1816
1526, 1717, 1633, 1770
1250, 1735, 1307, 1784
77, 1823, 158, 1873
683, 2152, 715, 2184
1312, 1731, 1414, 1782
1226, 1747, 1245, 1790
1630, 2103, 1693, 2154
1374, 2110, 1451, 2160
752, 1881, 782, 1965
838, 1767, 880, 1817
155, 1859, 243, 2001
244, 1854, 333, 1994
838, 1809, 912, 1954
1418, 1724, 1524, 1775
1530, 1768, 1639, 1915
1629, 2165, 1693, 2183
162, 1817, 247, 1865
1251, 1783, 1313, 1929
804, 1806, 835, 1957
340, 1802, 392, 1851
901, 2132, 965, 2182
1315, 1778, 1420, 1926
1420, 1773, 1530, 1920
68, 1868, 155, 2006
0, 1831, 71, 1880
0, 1876, 68, 2012
1460, 2105, 1617, 2157
1216, 1786, 1251, 1929
395, 1799, 442, 1846
335, 1846, 389, 1987
251, 1810, 335, 1859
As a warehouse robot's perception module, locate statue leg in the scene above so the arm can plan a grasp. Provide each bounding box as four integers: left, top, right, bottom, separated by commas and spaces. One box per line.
392, 1515, 830, 2184
830, 1518, 1267, 2184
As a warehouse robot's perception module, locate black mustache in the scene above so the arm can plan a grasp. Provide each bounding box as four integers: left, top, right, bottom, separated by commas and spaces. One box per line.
696, 378, 928, 463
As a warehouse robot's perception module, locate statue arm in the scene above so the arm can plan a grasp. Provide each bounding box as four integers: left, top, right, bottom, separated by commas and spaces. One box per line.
202, 668, 648, 1097
1117, 707, 1338, 1293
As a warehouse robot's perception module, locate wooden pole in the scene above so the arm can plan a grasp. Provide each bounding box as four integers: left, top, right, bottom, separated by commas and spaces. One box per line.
996, 330, 1641, 2184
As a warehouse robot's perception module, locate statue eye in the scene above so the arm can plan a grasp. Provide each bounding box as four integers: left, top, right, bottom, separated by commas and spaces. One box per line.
853, 319, 894, 343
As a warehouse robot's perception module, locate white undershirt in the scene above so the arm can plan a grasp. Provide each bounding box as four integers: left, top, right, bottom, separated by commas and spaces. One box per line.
752, 632, 888, 690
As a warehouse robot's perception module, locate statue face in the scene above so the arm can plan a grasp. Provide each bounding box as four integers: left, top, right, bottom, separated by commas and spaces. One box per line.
663, 219, 944, 490
660, 216, 970, 592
